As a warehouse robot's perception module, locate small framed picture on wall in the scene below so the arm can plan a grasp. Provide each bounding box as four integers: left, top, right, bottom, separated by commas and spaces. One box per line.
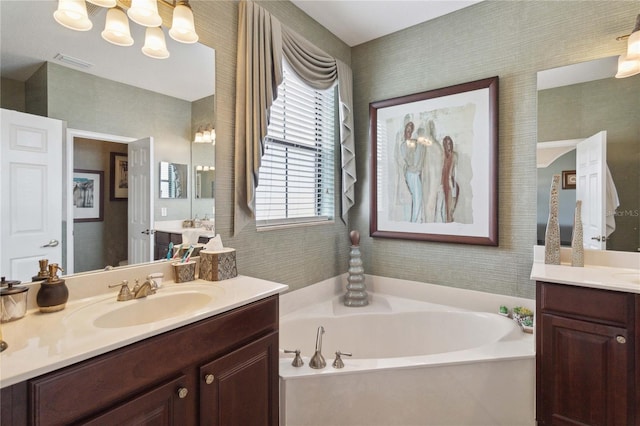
73, 169, 104, 222
562, 170, 576, 190
110, 152, 128, 200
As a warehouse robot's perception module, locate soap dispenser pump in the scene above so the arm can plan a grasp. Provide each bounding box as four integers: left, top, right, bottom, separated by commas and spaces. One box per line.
36, 263, 69, 313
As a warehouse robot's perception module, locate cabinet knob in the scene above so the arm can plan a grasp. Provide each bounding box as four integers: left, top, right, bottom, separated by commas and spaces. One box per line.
204, 374, 215, 385
616, 335, 626, 344
177, 387, 189, 399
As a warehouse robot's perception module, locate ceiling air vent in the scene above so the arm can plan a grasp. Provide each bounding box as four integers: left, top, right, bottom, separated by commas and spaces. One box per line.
53, 53, 93, 69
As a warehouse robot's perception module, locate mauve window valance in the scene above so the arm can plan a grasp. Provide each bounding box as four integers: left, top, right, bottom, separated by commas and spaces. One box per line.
234, 0, 356, 235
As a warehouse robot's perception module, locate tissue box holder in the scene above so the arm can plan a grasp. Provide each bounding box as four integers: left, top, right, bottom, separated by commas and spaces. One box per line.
172, 261, 196, 283
200, 248, 237, 281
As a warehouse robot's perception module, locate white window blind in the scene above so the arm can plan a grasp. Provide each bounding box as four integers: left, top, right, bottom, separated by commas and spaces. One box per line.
255, 63, 336, 226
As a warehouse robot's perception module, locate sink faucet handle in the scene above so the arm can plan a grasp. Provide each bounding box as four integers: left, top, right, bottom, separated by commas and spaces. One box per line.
332, 351, 352, 369
108, 280, 133, 301
284, 349, 304, 367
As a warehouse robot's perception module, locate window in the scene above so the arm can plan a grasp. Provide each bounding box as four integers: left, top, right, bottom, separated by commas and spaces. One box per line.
255, 62, 336, 226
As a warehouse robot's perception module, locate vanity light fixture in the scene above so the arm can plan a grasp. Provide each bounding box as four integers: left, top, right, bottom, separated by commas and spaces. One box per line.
142, 26, 170, 59
53, 0, 93, 31
615, 14, 640, 78
169, 1, 198, 44
193, 125, 215, 144
53, 0, 199, 59
127, 0, 162, 27
101, 7, 134, 46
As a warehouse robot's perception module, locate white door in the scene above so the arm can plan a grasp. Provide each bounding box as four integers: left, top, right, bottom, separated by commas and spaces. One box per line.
576, 131, 607, 250
128, 137, 154, 264
1, 109, 63, 283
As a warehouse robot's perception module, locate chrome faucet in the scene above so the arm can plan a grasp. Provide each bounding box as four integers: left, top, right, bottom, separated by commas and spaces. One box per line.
309, 326, 326, 369
132, 279, 156, 299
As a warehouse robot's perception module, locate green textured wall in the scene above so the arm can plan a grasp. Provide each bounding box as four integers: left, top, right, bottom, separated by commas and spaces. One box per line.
351, 1, 639, 299
193, 0, 638, 298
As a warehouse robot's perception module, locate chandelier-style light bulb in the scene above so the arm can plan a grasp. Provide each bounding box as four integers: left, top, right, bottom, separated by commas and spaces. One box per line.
87, 0, 116, 7
142, 27, 170, 59
169, 1, 198, 44
128, 0, 162, 27
53, 0, 93, 31
616, 14, 640, 78
101, 7, 134, 46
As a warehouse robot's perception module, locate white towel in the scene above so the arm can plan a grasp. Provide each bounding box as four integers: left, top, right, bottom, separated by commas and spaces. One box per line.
605, 165, 620, 237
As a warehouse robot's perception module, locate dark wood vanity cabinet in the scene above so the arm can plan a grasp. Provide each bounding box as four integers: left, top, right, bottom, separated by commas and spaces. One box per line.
536, 282, 639, 426
0, 296, 280, 426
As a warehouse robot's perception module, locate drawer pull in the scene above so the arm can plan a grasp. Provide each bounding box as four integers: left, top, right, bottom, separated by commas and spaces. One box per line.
177, 387, 189, 399
205, 374, 215, 385
616, 335, 626, 344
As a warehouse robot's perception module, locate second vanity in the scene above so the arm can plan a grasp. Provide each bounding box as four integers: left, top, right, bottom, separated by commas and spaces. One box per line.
531, 247, 640, 426
0, 263, 287, 425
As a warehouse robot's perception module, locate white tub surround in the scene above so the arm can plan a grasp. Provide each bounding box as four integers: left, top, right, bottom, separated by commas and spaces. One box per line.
531, 245, 640, 293
279, 276, 535, 426
0, 263, 287, 388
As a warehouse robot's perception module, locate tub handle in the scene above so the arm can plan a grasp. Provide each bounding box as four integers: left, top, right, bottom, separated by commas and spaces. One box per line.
284, 349, 304, 367
332, 351, 352, 369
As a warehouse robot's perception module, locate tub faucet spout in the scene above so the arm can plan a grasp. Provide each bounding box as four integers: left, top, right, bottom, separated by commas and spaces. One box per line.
309, 326, 326, 369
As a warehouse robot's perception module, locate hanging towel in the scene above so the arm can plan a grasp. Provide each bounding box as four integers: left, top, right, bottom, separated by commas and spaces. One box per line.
605, 164, 620, 237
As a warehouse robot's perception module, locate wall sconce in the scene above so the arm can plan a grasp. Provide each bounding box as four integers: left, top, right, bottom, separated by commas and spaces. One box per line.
194, 125, 215, 144
54, 0, 198, 59
615, 14, 640, 78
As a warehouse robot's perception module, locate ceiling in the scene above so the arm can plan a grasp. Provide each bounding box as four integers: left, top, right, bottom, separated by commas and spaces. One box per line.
0, 1, 215, 102
289, 0, 482, 47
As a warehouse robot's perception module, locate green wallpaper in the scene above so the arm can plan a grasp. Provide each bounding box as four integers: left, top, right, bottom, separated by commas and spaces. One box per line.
193, 0, 638, 298
351, 1, 639, 298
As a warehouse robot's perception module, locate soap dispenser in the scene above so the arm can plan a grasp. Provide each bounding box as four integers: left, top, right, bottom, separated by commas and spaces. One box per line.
36, 263, 69, 313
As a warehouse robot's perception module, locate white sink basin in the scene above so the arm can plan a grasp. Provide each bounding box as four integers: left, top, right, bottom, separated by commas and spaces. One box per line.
64, 284, 225, 329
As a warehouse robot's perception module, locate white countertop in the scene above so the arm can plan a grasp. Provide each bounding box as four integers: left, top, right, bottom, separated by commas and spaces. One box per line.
0, 275, 288, 388
530, 263, 640, 293
530, 246, 640, 293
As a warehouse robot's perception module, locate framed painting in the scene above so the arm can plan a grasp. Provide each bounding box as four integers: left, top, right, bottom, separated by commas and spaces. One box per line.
110, 152, 128, 200
369, 76, 499, 246
73, 169, 104, 222
562, 170, 576, 190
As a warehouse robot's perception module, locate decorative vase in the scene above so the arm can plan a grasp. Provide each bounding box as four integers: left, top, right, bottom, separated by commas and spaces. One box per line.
544, 174, 561, 265
344, 230, 368, 307
571, 200, 584, 267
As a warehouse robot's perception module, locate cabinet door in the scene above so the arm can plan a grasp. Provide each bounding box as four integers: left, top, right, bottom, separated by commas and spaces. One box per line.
80, 376, 189, 425
199, 332, 279, 426
539, 313, 630, 426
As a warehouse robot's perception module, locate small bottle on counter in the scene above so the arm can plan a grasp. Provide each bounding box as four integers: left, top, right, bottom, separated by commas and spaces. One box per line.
36, 263, 69, 313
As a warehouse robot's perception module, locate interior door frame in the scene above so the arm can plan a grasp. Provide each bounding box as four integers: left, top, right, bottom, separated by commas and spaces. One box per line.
65, 129, 136, 274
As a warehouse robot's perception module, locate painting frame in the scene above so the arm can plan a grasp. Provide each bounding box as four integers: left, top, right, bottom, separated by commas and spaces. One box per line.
110, 152, 128, 200
562, 170, 576, 190
73, 169, 104, 222
369, 76, 499, 246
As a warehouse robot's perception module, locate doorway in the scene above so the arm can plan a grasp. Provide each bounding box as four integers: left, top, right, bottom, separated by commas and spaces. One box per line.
66, 129, 143, 274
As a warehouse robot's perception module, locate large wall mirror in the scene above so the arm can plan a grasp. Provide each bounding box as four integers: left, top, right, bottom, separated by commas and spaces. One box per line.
0, 1, 215, 281
537, 56, 639, 252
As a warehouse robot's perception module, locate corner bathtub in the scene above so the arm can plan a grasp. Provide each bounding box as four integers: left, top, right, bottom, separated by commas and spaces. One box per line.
279, 280, 535, 426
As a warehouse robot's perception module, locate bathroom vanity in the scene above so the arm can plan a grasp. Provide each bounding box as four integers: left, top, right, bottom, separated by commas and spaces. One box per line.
0, 269, 287, 425
531, 249, 639, 426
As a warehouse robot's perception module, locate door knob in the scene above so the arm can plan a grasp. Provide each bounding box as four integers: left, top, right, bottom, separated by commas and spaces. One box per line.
204, 374, 215, 385
41, 239, 59, 248
590, 235, 606, 242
